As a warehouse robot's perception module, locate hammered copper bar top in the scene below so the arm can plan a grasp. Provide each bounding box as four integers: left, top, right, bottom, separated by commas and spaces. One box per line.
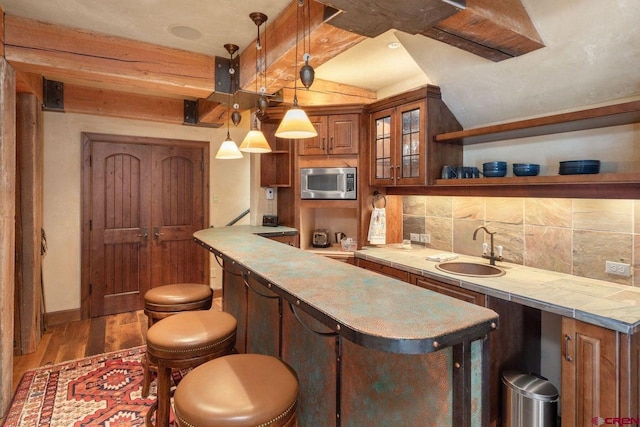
355, 245, 640, 335
194, 226, 499, 354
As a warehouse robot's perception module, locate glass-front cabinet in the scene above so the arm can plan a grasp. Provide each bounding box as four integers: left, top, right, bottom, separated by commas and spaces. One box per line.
371, 100, 426, 186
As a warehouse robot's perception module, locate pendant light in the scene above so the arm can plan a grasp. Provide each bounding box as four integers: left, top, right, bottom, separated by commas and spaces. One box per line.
274, 0, 317, 139
239, 12, 272, 153
215, 43, 243, 160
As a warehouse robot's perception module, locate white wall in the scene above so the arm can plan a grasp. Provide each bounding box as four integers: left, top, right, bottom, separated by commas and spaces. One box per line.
42, 112, 252, 313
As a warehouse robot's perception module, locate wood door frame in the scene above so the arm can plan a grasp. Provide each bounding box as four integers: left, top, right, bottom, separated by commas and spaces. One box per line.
81, 132, 210, 319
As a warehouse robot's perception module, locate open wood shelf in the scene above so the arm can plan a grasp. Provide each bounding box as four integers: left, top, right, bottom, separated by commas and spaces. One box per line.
434, 100, 640, 145
434, 172, 640, 186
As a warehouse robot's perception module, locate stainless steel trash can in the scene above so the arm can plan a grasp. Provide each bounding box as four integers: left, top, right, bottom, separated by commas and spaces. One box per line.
502, 371, 558, 427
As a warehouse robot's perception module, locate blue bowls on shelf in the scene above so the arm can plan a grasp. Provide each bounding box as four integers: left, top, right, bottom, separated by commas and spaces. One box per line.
559, 160, 600, 175
482, 161, 507, 177
513, 163, 540, 176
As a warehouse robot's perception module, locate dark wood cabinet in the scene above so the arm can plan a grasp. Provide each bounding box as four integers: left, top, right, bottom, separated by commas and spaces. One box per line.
366, 85, 463, 187
561, 317, 620, 427
299, 113, 359, 156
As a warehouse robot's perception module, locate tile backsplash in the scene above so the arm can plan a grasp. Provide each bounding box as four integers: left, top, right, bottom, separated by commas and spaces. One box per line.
402, 196, 639, 286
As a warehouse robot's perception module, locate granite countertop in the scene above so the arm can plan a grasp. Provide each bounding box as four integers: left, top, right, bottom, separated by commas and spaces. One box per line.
355, 245, 640, 335
194, 226, 499, 355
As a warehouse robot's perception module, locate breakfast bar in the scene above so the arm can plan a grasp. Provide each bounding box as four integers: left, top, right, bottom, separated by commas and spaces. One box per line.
194, 226, 499, 426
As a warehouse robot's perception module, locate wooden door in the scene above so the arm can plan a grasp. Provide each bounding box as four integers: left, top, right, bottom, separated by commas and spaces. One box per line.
83, 134, 208, 317
561, 317, 618, 427
150, 145, 206, 286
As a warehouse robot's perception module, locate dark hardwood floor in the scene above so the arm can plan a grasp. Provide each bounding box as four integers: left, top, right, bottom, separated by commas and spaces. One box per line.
11, 310, 147, 395
11, 298, 222, 395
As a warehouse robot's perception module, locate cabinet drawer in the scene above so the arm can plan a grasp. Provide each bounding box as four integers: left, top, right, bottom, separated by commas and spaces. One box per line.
412, 275, 485, 306
357, 258, 409, 282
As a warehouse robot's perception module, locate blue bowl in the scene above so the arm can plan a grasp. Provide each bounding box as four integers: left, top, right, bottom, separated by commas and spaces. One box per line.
559, 160, 600, 175
483, 161, 507, 177
483, 161, 507, 170
513, 163, 540, 176
483, 169, 507, 177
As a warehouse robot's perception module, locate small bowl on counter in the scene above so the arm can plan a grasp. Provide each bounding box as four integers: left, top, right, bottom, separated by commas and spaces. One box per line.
482, 161, 507, 177
513, 163, 540, 176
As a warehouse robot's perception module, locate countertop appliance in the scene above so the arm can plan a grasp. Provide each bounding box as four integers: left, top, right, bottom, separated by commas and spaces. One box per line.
312, 229, 331, 248
262, 214, 278, 227
301, 167, 356, 200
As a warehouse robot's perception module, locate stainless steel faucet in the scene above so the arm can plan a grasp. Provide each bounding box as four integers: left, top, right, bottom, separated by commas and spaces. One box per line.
472, 226, 502, 265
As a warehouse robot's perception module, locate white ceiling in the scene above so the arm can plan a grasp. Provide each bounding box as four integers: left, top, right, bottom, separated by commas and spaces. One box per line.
2, 0, 639, 128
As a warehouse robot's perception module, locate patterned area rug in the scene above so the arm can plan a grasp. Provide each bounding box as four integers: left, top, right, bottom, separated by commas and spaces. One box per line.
4, 346, 184, 427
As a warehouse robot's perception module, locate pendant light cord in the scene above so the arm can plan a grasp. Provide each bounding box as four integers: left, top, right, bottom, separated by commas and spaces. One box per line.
293, 0, 300, 106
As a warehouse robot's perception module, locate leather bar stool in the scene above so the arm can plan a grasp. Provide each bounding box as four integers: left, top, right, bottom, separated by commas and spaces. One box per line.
143, 283, 214, 328
141, 283, 214, 397
173, 354, 299, 427
145, 310, 237, 427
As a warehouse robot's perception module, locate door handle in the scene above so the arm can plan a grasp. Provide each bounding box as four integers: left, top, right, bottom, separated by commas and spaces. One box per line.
153, 227, 164, 241
137, 228, 149, 242
564, 334, 573, 362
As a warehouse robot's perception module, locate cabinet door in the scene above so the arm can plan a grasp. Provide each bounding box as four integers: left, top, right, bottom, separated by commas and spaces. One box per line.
370, 108, 396, 186
561, 317, 618, 427
328, 114, 359, 155
299, 115, 328, 156
395, 100, 426, 186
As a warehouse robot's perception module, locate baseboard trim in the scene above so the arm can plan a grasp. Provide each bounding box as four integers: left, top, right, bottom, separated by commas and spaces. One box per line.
46, 308, 81, 326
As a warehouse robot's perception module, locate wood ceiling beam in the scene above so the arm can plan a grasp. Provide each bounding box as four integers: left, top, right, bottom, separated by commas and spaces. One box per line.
16, 72, 43, 103
64, 84, 185, 124
4, 15, 216, 99
238, 0, 375, 105
422, 0, 544, 61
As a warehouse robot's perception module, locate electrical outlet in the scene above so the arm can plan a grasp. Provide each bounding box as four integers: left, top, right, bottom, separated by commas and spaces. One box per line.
410, 233, 420, 242
266, 188, 275, 200
419, 234, 430, 244
605, 261, 631, 277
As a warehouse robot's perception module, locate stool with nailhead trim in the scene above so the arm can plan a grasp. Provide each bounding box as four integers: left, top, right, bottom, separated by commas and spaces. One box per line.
144, 310, 236, 427
173, 353, 299, 427
141, 283, 214, 397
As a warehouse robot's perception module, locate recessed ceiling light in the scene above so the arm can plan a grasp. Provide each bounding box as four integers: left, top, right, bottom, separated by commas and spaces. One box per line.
169, 25, 202, 40
387, 42, 401, 50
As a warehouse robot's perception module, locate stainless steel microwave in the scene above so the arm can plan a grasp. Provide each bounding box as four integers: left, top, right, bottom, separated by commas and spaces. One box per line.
300, 167, 357, 200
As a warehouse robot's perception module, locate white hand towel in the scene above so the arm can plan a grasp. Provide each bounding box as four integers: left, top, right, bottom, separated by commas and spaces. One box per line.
368, 207, 386, 245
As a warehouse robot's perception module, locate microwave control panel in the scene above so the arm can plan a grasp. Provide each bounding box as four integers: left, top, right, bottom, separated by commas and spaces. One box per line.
346, 173, 355, 192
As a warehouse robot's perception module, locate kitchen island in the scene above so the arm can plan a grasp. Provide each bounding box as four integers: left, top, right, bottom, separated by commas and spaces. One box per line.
194, 226, 499, 426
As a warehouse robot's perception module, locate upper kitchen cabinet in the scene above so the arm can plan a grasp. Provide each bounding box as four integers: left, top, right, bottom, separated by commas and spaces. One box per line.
367, 85, 463, 187
299, 113, 360, 156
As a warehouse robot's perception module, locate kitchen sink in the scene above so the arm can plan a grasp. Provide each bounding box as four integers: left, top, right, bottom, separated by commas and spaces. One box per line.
436, 261, 505, 277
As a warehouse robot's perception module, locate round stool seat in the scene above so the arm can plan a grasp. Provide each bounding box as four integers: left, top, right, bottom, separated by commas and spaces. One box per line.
174, 354, 298, 427
146, 310, 236, 362
144, 283, 213, 314
145, 310, 237, 427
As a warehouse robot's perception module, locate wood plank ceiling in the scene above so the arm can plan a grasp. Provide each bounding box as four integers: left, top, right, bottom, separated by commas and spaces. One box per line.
5, 0, 543, 126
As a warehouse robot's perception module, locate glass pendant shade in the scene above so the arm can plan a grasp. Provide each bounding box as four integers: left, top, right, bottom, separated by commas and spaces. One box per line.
275, 106, 318, 139
239, 129, 271, 153
215, 133, 243, 159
